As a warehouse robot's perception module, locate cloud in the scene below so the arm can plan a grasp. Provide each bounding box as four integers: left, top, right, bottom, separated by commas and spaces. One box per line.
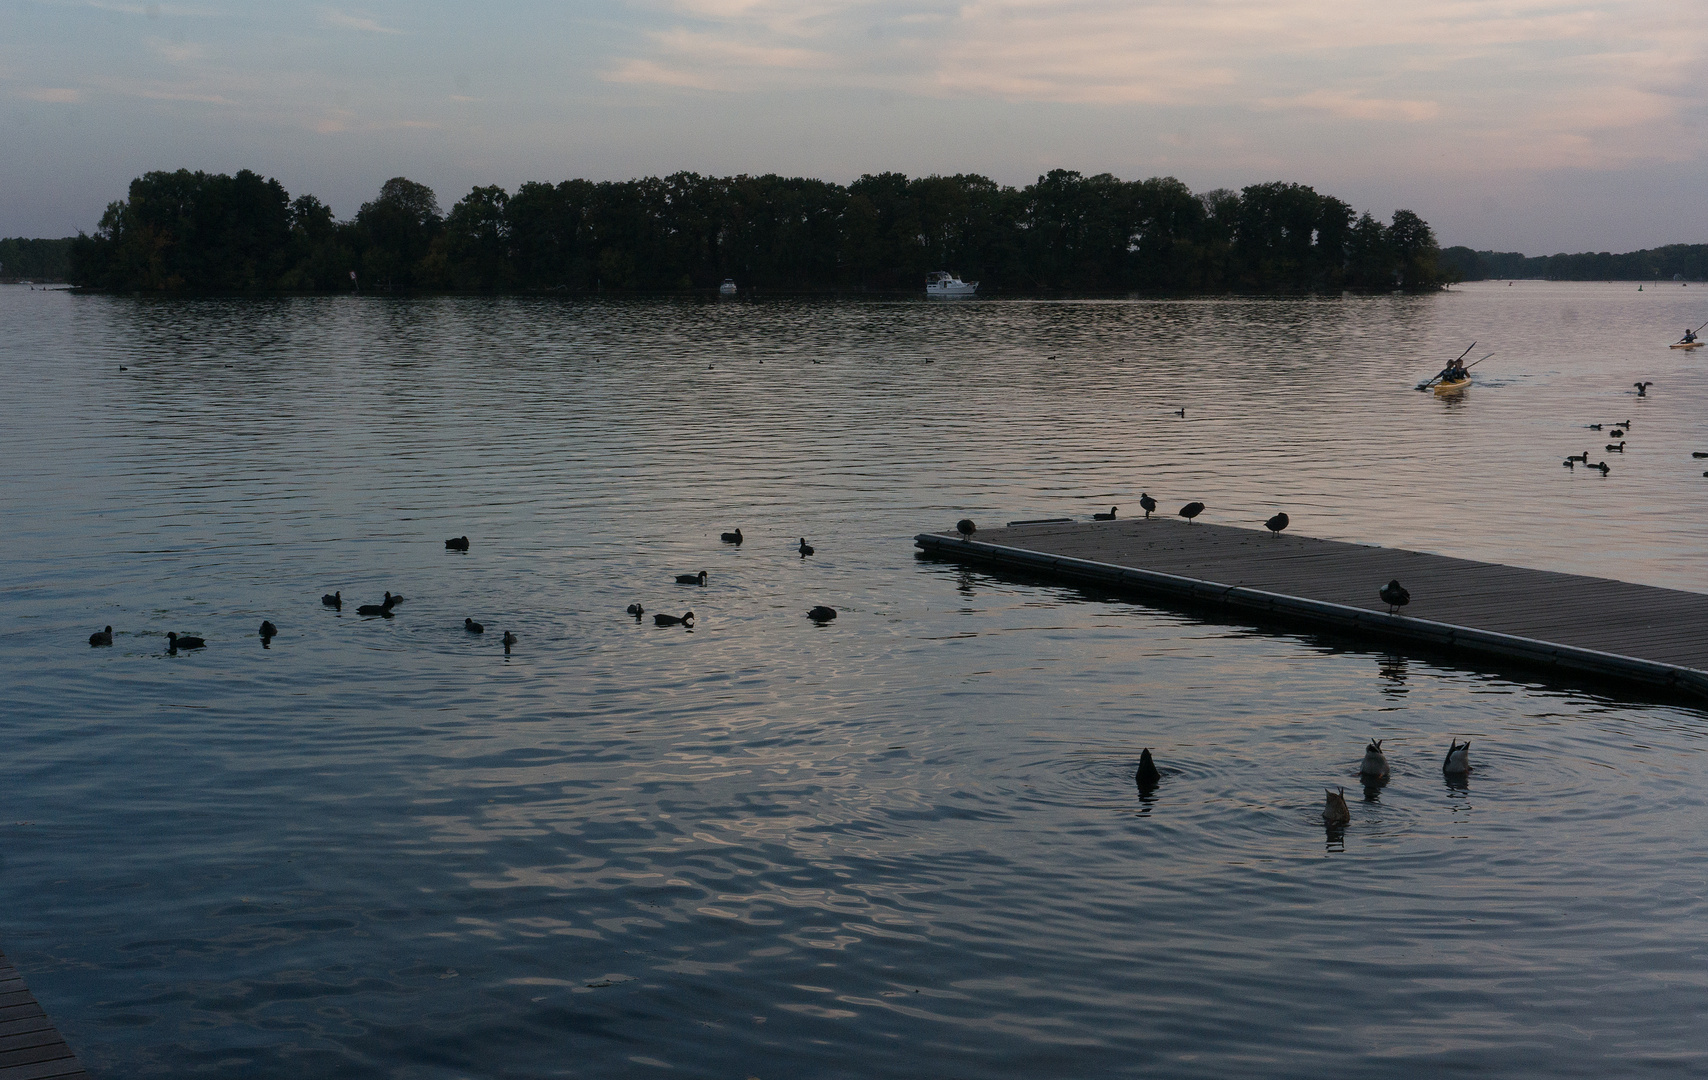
146, 36, 212, 63
1267, 90, 1441, 124
322, 10, 402, 35
25, 87, 83, 103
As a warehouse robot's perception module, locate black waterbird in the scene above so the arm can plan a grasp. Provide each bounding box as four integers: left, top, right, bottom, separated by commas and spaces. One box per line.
464, 618, 484, 633
1634, 382, 1653, 396
446, 535, 470, 550
259, 621, 277, 638
807, 605, 838, 622
676, 570, 708, 585
1139, 493, 1157, 518
721, 528, 743, 544
799, 537, 815, 556
1179, 501, 1205, 523
89, 626, 113, 646
956, 519, 976, 541
1264, 512, 1289, 536
167, 631, 205, 650
1379, 579, 1410, 614
1443, 739, 1471, 775
1136, 748, 1161, 789
1606, 442, 1625, 452
626, 603, 645, 617
654, 611, 695, 626
1093, 506, 1117, 521
322, 590, 341, 608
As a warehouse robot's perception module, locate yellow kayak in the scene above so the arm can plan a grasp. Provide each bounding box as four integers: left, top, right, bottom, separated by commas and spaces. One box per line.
1670, 341, 1703, 349
1434, 376, 1471, 393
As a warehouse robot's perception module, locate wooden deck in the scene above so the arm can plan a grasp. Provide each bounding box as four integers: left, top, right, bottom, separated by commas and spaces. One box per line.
916, 518, 1708, 701
0, 951, 88, 1080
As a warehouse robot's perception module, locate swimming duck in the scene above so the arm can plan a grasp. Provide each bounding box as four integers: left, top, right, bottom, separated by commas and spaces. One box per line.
799, 538, 815, 556
1136, 748, 1161, 788
1692, 452, 1708, 458
1592, 461, 1611, 474
383, 591, 403, 606
1139, 493, 1157, 518
167, 632, 205, 650
1562, 459, 1575, 469
502, 631, 517, 651
1093, 506, 1117, 521
626, 603, 645, 617
1443, 739, 1471, 775
654, 611, 695, 626
721, 528, 743, 544
1173, 408, 1186, 418
1567, 451, 1588, 463
446, 535, 470, 550
956, 519, 976, 541
1634, 382, 1652, 396
464, 618, 484, 633
1609, 429, 1624, 438
259, 621, 277, 638
1264, 512, 1289, 536
1587, 424, 1602, 431
675, 570, 708, 585
1323, 787, 1350, 825
1179, 501, 1204, 523
322, 590, 341, 608
89, 626, 113, 647
1379, 579, 1410, 614
807, 605, 838, 622
1359, 739, 1389, 779
356, 597, 395, 616
1606, 442, 1625, 452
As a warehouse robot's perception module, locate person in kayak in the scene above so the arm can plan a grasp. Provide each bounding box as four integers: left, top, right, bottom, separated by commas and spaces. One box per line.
1684, 328, 1698, 343
1437, 358, 1469, 383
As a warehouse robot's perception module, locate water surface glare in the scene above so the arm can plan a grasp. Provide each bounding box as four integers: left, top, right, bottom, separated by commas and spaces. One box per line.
3, 282, 1708, 1078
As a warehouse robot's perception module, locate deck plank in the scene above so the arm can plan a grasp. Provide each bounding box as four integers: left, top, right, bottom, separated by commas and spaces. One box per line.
917, 518, 1708, 700
0, 952, 86, 1080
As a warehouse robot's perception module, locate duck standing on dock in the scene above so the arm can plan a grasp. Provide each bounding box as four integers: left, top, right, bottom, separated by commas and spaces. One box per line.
1264, 512, 1289, 537
1139, 493, 1157, 518
1179, 501, 1205, 523
1359, 739, 1389, 780
957, 519, 976, 541
1379, 579, 1410, 614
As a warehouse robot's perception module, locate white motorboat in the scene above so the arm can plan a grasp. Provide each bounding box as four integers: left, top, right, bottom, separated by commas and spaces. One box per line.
719, 279, 737, 296
925, 271, 977, 298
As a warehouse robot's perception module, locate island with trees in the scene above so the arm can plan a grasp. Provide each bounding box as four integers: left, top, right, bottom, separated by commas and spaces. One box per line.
64, 168, 1455, 295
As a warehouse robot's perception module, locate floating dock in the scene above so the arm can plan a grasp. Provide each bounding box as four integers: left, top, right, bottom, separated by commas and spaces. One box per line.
0, 950, 87, 1080
915, 518, 1708, 701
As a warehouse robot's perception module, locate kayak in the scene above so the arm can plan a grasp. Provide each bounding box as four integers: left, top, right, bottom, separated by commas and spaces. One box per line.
1670, 341, 1703, 349
1434, 376, 1471, 393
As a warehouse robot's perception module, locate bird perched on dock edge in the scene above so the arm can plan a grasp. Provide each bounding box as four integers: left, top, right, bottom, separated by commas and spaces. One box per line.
1323, 787, 1350, 825
1136, 748, 1161, 789
446, 535, 470, 551
956, 519, 976, 541
1379, 579, 1410, 614
1179, 502, 1205, 523
799, 537, 815, 556
721, 528, 743, 544
1443, 739, 1470, 776
1093, 506, 1118, 521
464, 618, 484, 633
89, 626, 113, 646
1359, 739, 1389, 780
1264, 512, 1289, 537
676, 570, 708, 585
1139, 493, 1157, 518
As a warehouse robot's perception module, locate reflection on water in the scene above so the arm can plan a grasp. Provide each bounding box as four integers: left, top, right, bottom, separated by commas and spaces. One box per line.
2, 282, 1707, 1078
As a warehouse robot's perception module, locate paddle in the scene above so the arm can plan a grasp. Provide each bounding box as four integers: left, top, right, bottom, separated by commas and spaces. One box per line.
1416, 342, 1476, 390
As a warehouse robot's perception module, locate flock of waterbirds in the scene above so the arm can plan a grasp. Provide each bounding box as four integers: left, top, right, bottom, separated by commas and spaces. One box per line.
88, 530, 838, 652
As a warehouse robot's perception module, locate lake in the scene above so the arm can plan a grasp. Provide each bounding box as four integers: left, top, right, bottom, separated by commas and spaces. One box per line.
2, 281, 1706, 1078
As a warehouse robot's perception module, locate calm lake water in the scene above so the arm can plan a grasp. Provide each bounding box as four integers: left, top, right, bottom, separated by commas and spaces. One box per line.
3, 282, 1707, 1078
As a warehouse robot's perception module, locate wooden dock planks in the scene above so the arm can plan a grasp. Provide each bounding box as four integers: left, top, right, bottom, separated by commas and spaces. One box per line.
915, 517, 1708, 700
0, 952, 87, 1080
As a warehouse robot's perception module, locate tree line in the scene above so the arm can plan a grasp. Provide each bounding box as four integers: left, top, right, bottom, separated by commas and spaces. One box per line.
0, 237, 74, 281
67, 167, 1452, 294
1441, 245, 1708, 282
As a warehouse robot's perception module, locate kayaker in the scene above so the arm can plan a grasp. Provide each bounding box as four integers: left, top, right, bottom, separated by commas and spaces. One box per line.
1437, 358, 1468, 383
1684, 328, 1697, 343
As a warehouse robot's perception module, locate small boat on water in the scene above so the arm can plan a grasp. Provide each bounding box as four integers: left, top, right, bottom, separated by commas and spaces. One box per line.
1434, 375, 1472, 394
719, 279, 737, 296
1670, 340, 1703, 350
925, 271, 977, 298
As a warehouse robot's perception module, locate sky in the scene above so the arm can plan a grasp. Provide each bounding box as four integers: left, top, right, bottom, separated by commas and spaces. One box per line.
3, 0, 1705, 253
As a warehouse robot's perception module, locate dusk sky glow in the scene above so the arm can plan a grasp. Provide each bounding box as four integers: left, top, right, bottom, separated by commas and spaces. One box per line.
4, 0, 1705, 252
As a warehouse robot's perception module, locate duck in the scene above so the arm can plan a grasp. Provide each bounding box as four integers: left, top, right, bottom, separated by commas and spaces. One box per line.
1136, 748, 1161, 788
167, 631, 205, 650
1443, 739, 1471, 776
1634, 382, 1653, 396
807, 605, 838, 622
1561, 458, 1575, 469
1139, 493, 1157, 518
956, 519, 976, 541
675, 570, 708, 586
382, 591, 403, 606
502, 631, 517, 651
1567, 451, 1588, 463
1606, 441, 1625, 452
720, 528, 743, 544
1173, 408, 1186, 418
1587, 424, 1602, 431
1609, 429, 1625, 438
464, 618, 484, 633
1359, 739, 1389, 779
322, 590, 341, 608
1592, 461, 1611, 474
89, 625, 113, 647
355, 599, 395, 616
798, 537, 815, 556
1379, 579, 1410, 614
1093, 506, 1118, 521
1323, 787, 1351, 825
1178, 501, 1205, 523
259, 621, 277, 638
626, 603, 645, 617
445, 535, 470, 550
654, 610, 695, 626
1264, 512, 1289, 536
1692, 452, 1708, 459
